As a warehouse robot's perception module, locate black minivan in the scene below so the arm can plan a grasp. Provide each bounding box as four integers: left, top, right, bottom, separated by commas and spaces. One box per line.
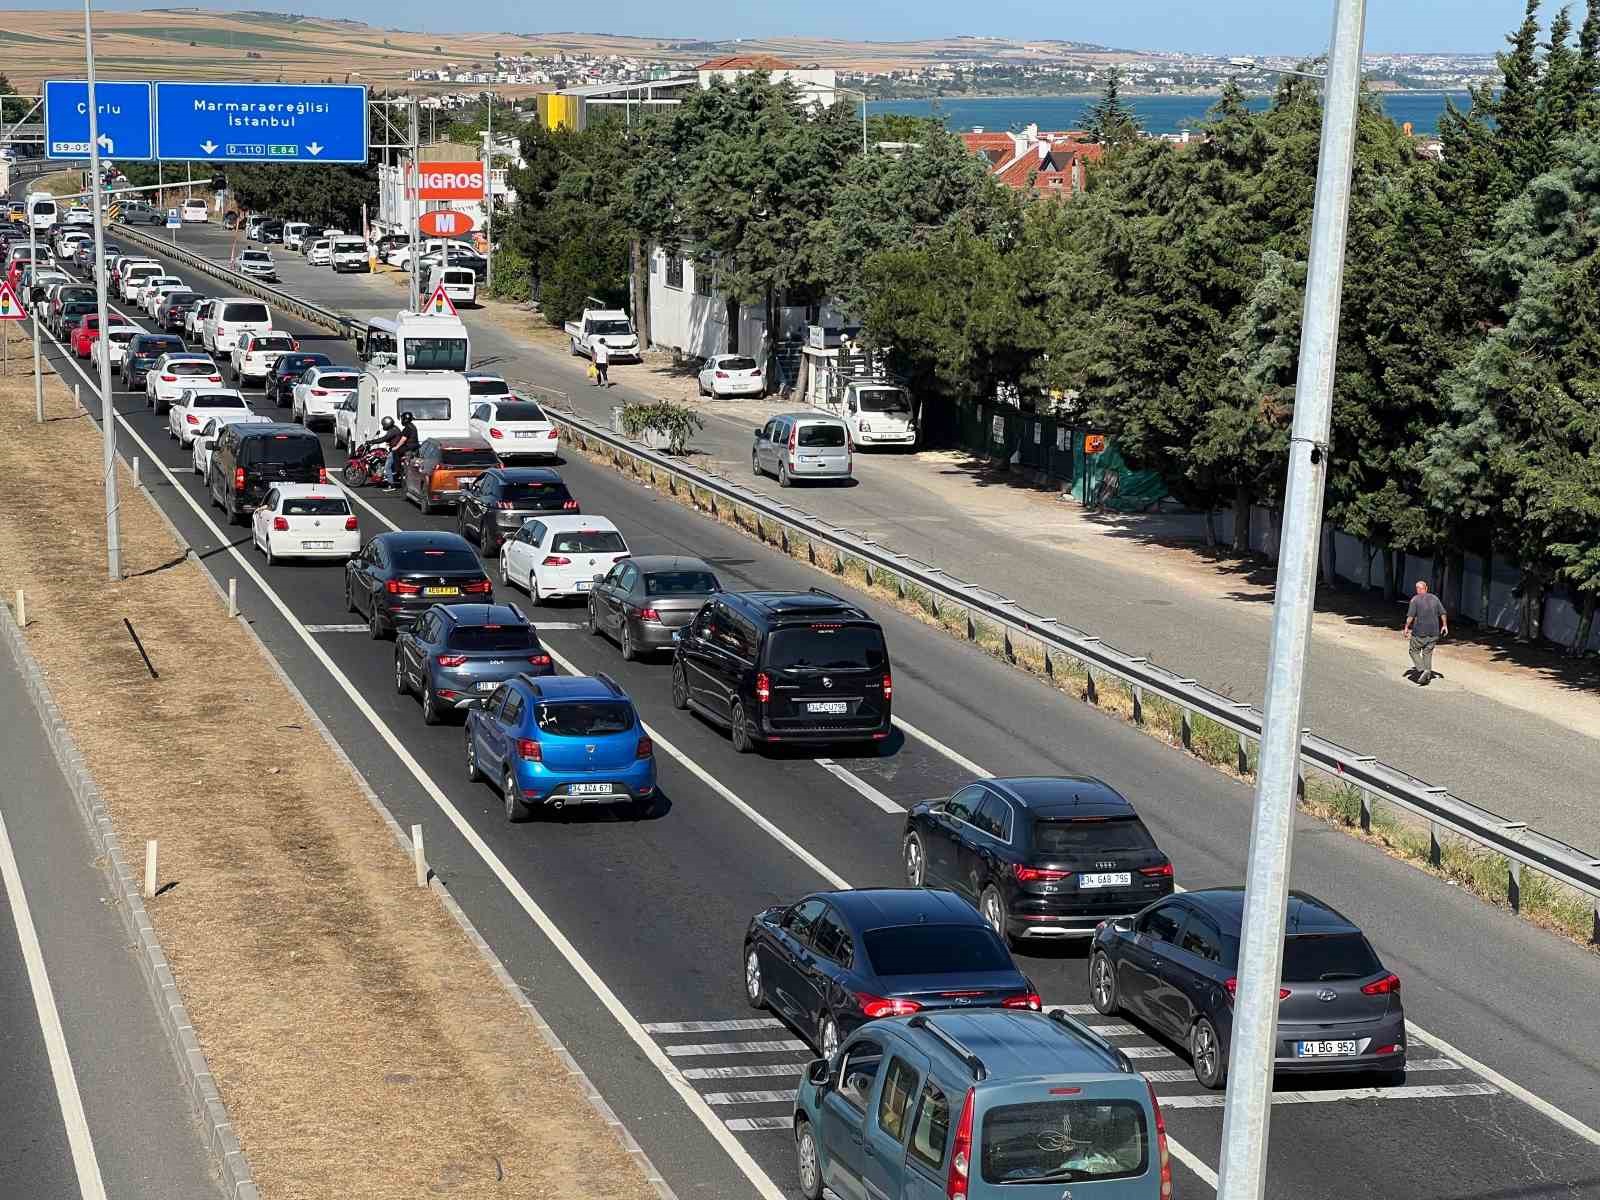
208, 423, 326, 525
670, 589, 892, 753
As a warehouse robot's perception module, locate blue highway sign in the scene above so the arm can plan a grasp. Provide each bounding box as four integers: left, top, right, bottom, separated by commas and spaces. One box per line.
154, 83, 369, 164
44, 80, 154, 160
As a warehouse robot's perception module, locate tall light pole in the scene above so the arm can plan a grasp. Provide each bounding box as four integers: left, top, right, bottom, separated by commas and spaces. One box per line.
482, 91, 493, 295
28, 196, 42, 423
407, 96, 420, 312
84, 0, 120, 581
1214, 2, 1367, 1198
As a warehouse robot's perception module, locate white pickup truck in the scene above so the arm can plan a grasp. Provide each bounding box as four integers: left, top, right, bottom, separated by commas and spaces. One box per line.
565, 306, 641, 363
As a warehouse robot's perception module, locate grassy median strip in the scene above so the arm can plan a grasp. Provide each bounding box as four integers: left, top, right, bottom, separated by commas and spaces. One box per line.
567, 422, 1599, 952
0, 328, 664, 1198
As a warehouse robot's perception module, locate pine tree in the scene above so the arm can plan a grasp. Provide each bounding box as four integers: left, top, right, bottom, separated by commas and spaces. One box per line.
1083, 67, 1143, 150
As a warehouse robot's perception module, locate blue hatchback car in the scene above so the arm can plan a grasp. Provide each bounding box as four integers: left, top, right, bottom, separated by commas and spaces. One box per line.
465, 673, 657, 820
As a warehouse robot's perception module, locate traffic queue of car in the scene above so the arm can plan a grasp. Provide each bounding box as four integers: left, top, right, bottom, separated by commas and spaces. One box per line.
19, 218, 1411, 1200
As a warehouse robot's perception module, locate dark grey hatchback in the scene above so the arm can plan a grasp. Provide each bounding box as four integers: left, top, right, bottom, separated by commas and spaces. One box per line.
393, 603, 555, 723
587, 554, 720, 660
1089, 888, 1406, 1089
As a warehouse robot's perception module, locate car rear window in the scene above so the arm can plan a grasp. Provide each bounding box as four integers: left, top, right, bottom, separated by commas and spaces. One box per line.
1281, 933, 1382, 982
440, 446, 500, 467
221, 302, 270, 323
172, 361, 216, 376
861, 925, 1012, 976
390, 545, 480, 572
551, 530, 626, 554
447, 625, 538, 652
138, 337, 185, 355
501, 480, 571, 505
318, 374, 360, 390
1032, 817, 1156, 855
166, 291, 199, 304
240, 434, 322, 468
766, 625, 887, 670
797, 423, 847, 448
534, 700, 634, 737
254, 335, 296, 351
494, 402, 546, 422
979, 1099, 1148, 1185
443, 269, 475, 285
109, 330, 137, 343
282, 497, 349, 516
193, 395, 246, 409
469, 377, 510, 396
719, 356, 759, 371
644, 570, 719, 596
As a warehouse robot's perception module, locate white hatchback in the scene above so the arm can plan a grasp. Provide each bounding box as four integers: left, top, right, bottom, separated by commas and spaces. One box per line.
468, 397, 560, 461
169, 388, 249, 445
94, 325, 141, 371
250, 483, 360, 565
133, 273, 183, 311
143, 280, 189, 318
697, 353, 765, 398
291, 365, 361, 429
147, 354, 223, 415
307, 239, 332, 266
499, 515, 629, 605
192, 412, 272, 477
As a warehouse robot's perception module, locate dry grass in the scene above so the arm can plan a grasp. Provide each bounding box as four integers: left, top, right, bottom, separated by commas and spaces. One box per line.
0, 325, 662, 1199
563, 422, 1600, 954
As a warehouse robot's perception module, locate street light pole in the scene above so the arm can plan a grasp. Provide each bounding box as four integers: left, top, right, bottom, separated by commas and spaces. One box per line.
483, 92, 493, 295
28, 199, 41, 423
1214, 2, 1367, 1198
83, 0, 121, 582
407, 97, 420, 312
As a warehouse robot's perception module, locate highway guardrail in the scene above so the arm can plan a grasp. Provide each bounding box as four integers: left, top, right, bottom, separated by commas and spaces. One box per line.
119, 222, 1600, 940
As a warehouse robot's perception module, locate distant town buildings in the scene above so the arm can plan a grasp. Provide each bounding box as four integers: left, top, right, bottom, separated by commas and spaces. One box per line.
961, 126, 1103, 196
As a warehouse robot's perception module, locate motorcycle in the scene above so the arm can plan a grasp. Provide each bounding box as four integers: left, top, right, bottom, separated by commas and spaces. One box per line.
343, 442, 393, 488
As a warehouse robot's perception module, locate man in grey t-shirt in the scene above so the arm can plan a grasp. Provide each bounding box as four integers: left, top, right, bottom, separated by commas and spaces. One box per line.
1403, 580, 1448, 685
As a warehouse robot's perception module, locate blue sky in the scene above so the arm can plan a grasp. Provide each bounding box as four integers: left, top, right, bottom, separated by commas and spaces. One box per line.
47, 1, 1533, 55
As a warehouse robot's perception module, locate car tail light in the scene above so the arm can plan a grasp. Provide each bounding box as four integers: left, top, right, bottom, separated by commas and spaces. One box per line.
344, 516, 359, 531
386, 579, 421, 595
233, 467, 245, 492
636, 735, 653, 759
290, 339, 299, 350
185, 414, 199, 424
788, 425, 798, 452
436, 654, 468, 667
561, 499, 579, 510
463, 579, 492, 595
311, 387, 328, 396
854, 993, 921, 1018
715, 370, 728, 378
1147, 1082, 1172, 1200
639, 607, 661, 622
882, 673, 893, 701
546, 430, 559, 439
1361, 973, 1401, 996
542, 555, 571, 566
208, 374, 220, 382
1013, 864, 1071, 883
271, 516, 289, 531
947, 1087, 975, 1200
1223, 978, 1292, 1001
161, 373, 176, 382
528, 653, 552, 667
516, 738, 541, 761
1140, 863, 1175, 878
488, 427, 503, 439
1001, 991, 1042, 1011
755, 671, 770, 703
1373, 1042, 1403, 1055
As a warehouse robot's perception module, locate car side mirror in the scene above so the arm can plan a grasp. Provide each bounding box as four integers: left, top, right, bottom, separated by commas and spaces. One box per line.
806, 1058, 830, 1089
1113, 917, 1135, 934
753, 428, 764, 438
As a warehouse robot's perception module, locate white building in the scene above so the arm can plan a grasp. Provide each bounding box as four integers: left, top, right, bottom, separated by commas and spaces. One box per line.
694, 55, 838, 107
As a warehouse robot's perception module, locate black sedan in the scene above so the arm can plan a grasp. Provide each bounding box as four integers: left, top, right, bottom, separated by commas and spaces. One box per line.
455, 467, 579, 556
1089, 888, 1407, 1089
743, 888, 1039, 1059
267, 352, 334, 408
587, 554, 720, 660
903, 776, 1174, 947
393, 602, 554, 724
344, 530, 493, 639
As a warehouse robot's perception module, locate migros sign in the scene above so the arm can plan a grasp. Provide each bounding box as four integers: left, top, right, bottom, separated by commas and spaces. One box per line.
414, 161, 486, 200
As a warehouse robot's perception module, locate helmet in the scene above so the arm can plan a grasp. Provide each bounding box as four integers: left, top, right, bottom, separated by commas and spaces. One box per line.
380, 416, 396, 431
400, 411, 415, 423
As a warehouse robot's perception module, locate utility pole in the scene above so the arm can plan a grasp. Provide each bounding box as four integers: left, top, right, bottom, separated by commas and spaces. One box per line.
1214, 2, 1367, 1198
482, 92, 493, 295
407, 97, 420, 313
83, 0, 120, 581
29, 198, 41, 423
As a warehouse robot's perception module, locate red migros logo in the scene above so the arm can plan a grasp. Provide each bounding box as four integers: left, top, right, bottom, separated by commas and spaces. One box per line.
414, 162, 486, 199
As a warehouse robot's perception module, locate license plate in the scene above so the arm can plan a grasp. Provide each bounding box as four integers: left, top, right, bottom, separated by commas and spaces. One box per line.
1078, 872, 1131, 889
516, 431, 538, 438
576, 579, 591, 591
1296, 1040, 1359, 1058
474, 681, 499, 692
263, 354, 279, 366
301, 540, 332, 549
423, 586, 459, 596
570, 782, 613, 796
806, 701, 849, 715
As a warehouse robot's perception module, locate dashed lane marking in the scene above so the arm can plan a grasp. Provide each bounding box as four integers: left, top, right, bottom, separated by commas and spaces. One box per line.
815, 758, 905, 813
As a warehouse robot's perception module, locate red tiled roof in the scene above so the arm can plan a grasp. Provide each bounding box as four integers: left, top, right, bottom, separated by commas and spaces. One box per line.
696, 54, 800, 71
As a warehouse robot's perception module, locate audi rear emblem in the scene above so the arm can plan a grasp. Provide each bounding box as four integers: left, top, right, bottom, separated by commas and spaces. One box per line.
1095, 861, 1116, 870
1316, 988, 1337, 1002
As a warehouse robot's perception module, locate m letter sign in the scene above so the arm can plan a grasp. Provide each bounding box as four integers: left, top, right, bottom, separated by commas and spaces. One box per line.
415, 162, 486, 200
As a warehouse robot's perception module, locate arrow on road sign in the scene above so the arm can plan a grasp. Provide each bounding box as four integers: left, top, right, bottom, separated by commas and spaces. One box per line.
97, 133, 114, 155
200, 140, 218, 155
307, 142, 323, 157
0, 279, 27, 321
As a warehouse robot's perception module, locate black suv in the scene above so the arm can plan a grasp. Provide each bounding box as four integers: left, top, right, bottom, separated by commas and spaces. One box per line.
208, 423, 326, 524
455, 467, 578, 556
903, 776, 1174, 948
670, 589, 891, 753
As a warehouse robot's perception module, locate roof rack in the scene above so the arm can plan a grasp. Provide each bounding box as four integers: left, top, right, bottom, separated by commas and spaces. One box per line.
1045, 1008, 1128, 1069
907, 1015, 987, 1081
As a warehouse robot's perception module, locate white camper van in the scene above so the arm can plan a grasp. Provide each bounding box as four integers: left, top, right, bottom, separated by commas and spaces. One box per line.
352, 369, 472, 449
356, 310, 471, 372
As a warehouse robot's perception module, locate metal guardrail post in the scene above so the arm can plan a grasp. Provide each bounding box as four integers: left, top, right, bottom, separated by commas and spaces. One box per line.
1508, 859, 1522, 913
1180, 708, 1193, 751
1131, 683, 1143, 723
1359, 788, 1373, 833
1429, 822, 1443, 868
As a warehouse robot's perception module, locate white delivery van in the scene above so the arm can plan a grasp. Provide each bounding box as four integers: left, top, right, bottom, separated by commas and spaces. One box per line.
26, 194, 57, 231
330, 236, 370, 273
423, 263, 477, 308
352, 369, 472, 448
206, 297, 274, 355
282, 222, 311, 251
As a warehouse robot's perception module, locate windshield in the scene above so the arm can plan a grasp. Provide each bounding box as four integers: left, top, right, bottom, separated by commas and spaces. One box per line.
447, 625, 539, 652
767, 625, 887, 670
404, 337, 469, 372
390, 545, 481, 572
858, 388, 911, 415
170, 362, 217, 376
797, 423, 847, 448
644, 570, 719, 596
493, 401, 546, 422
534, 700, 634, 736
241, 252, 272, 263
1032, 818, 1156, 855
317, 374, 360, 390
192, 395, 247, 408
1281, 933, 1382, 982
439, 446, 500, 467
551, 530, 627, 554
980, 1099, 1148, 1185
862, 925, 1013, 975
591, 320, 632, 336
719, 356, 759, 371
501, 480, 570, 505
221, 303, 270, 323
469, 378, 510, 396
254, 336, 296, 351
281, 497, 349, 516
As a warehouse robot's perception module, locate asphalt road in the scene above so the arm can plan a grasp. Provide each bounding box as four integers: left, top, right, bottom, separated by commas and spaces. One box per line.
0, 655, 222, 1200
137, 219, 1600, 855
21, 222, 1600, 1200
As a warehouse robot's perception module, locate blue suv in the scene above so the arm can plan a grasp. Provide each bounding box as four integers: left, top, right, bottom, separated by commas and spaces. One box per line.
793, 1009, 1170, 1200
465, 674, 657, 820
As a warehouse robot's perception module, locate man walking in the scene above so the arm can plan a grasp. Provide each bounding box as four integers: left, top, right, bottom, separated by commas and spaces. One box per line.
1403, 579, 1448, 685
592, 339, 610, 388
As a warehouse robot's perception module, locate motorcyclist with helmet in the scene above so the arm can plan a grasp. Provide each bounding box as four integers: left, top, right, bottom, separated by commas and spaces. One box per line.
382, 412, 420, 492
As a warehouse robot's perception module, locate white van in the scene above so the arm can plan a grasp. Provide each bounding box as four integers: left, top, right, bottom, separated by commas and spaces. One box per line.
282, 222, 311, 251
424, 263, 477, 308
330, 236, 370, 273
27, 195, 58, 231
181, 197, 209, 223
353, 369, 472, 448
205, 297, 273, 355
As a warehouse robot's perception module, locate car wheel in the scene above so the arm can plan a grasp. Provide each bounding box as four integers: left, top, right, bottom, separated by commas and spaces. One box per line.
744, 945, 767, 1010
586, 599, 601, 636
530, 580, 544, 607
262, 536, 276, 567
903, 832, 927, 887
619, 621, 638, 662
368, 607, 386, 640
1191, 1017, 1226, 1090
421, 685, 442, 726
1090, 951, 1119, 1016
465, 729, 483, 782
817, 1013, 840, 1060
671, 661, 689, 710
777, 462, 791, 488
979, 884, 1011, 944
503, 769, 530, 822
795, 1120, 823, 1200
751, 451, 762, 478
500, 554, 513, 589
729, 702, 753, 754
345, 578, 359, 615
394, 653, 409, 695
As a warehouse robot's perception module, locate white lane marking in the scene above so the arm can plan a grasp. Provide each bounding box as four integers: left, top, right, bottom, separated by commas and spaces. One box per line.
891, 717, 993, 778
643, 1018, 784, 1034
41, 334, 794, 1200
814, 758, 905, 813
0, 808, 109, 1200
1120, 1045, 1179, 1059
1082, 1022, 1143, 1037
1405, 1021, 1600, 1148
683, 1063, 806, 1081
664, 1039, 811, 1058
705, 1090, 794, 1106
1159, 1082, 1499, 1110
726, 1116, 793, 1133
1044, 1003, 1099, 1015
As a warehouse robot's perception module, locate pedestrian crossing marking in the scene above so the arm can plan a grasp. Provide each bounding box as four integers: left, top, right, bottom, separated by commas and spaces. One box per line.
683, 1063, 806, 1081
665, 1038, 810, 1057
705, 1089, 794, 1105
1159, 1082, 1497, 1110
643, 1018, 784, 1034
725, 1116, 792, 1132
